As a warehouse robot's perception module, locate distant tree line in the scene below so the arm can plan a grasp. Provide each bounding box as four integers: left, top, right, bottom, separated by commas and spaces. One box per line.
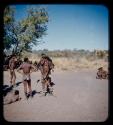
31, 49, 108, 60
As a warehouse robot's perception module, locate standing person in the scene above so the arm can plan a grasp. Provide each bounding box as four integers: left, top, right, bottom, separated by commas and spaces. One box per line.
17, 57, 37, 99
37, 53, 54, 94
9, 55, 17, 88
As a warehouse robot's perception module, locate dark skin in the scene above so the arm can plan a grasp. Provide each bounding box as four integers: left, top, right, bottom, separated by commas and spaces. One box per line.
4, 90, 21, 105
96, 67, 108, 79
9, 56, 17, 86
38, 56, 54, 93
17, 60, 37, 97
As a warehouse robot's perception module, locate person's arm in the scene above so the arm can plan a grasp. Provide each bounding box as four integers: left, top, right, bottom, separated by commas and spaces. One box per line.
9, 60, 11, 69
37, 60, 42, 70
30, 64, 37, 73
49, 60, 54, 71
52, 62, 54, 69
51, 63, 54, 72
17, 64, 22, 74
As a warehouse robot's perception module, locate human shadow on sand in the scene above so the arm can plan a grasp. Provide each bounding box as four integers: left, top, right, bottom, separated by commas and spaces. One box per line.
3, 85, 12, 96
3, 81, 22, 97
32, 90, 42, 97
15, 81, 22, 87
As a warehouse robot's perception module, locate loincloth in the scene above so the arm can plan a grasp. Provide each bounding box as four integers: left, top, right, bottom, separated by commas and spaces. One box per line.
23, 74, 31, 82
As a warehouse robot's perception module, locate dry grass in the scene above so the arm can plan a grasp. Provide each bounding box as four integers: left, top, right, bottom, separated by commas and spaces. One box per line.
52, 57, 108, 71
22, 51, 108, 71
25, 56, 108, 71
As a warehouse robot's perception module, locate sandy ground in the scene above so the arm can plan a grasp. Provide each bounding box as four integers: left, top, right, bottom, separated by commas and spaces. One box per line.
3, 69, 108, 122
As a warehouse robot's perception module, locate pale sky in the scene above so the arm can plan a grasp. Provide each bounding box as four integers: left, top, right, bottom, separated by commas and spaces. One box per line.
14, 4, 109, 51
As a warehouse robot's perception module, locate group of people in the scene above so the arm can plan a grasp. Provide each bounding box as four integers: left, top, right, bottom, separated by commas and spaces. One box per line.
7, 53, 55, 99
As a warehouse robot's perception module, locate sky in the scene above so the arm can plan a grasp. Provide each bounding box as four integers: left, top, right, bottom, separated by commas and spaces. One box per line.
11, 4, 108, 51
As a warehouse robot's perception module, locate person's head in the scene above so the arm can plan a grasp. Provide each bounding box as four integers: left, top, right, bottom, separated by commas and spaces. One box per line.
41, 53, 46, 58
24, 57, 29, 62
11, 54, 16, 60
98, 67, 103, 71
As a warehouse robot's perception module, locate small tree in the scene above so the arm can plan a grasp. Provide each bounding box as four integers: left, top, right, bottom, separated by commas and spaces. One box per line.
4, 6, 49, 56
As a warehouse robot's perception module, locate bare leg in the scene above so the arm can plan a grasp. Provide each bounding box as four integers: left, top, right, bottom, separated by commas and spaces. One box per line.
23, 81, 28, 98
45, 79, 48, 91
41, 74, 46, 93
42, 80, 46, 93
12, 71, 16, 86
46, 76, 51, 86
10, 70, 13, 86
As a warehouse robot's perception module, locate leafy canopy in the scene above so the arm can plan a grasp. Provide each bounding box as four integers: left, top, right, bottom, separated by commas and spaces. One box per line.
4, 6, 49, 56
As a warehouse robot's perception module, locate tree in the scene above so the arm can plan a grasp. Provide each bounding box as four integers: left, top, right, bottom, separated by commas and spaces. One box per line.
4, 6, 49, 56
4, 6, 15, 51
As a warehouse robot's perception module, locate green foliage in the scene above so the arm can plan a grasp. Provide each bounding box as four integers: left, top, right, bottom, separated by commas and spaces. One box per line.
4, 6, 15, 51
4, 6, 15, 25
4, 6, 49, 56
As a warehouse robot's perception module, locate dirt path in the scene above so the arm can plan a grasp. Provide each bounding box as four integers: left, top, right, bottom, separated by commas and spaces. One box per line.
3, 70, 108, 122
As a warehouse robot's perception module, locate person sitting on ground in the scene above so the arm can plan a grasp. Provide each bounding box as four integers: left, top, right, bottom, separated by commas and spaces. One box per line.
4, 90, 21, 105
96, 67, 108, 79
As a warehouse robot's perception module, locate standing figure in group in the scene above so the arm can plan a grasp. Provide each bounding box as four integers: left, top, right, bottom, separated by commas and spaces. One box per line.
17, 57, 37, 99
37, 53, 54, 95
9, 55, 17, 88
